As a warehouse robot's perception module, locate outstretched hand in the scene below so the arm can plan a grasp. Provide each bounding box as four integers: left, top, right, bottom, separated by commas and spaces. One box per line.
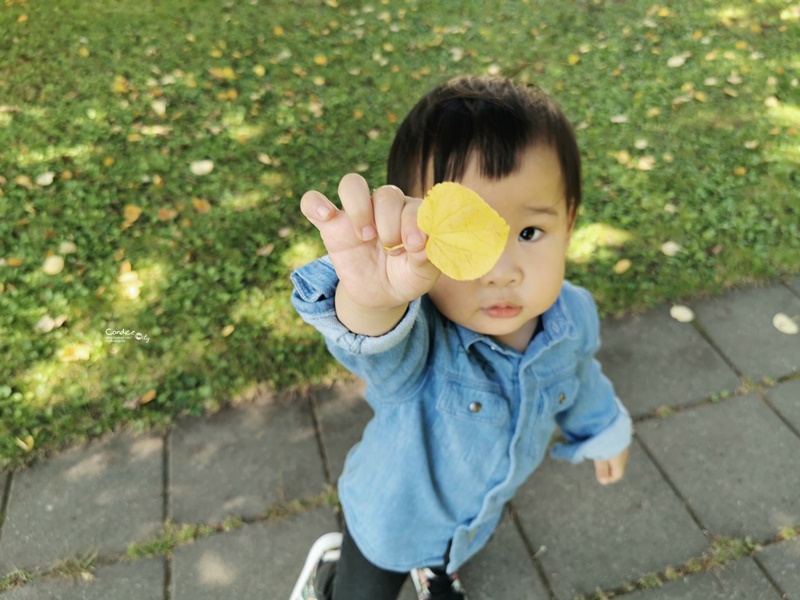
300, 173, 440, 334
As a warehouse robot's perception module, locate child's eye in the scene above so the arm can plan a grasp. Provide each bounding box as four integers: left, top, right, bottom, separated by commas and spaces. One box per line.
519, 227, 544, 242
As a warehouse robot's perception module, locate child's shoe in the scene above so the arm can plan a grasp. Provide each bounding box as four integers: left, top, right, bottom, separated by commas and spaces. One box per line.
411, 567, 468, 600
289, 532, 343, 600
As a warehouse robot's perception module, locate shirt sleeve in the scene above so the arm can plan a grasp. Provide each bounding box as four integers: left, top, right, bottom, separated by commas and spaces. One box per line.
549, 287, 633, 463
290, 256, 430, 403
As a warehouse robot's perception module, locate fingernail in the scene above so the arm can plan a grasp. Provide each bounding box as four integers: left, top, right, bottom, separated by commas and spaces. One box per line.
361, 226, 376, 241
317, 205, 331, 219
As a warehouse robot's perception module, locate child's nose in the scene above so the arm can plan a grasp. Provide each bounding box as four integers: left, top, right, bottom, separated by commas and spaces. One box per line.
480, 251, 522, 287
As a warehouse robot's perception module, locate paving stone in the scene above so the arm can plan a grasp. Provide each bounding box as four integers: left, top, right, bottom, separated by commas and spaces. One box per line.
597, 306, 739, 416
460, 510, 549, 600
512, 439, 708, 599
691, 284, 800, 379
172, 506, 338, 600
2, 557, 165, 600
786, 277, 800, 296
622, 558, 779, 600
769, 378, 800, 433
169, 391, 324, 524
0, 431, 163, 576
758, 538, 800, 599
311, 380, 372, 482
637, 394, 800, 540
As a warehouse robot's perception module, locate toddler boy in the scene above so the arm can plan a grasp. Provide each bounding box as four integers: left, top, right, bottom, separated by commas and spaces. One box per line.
289, 76, 632, 600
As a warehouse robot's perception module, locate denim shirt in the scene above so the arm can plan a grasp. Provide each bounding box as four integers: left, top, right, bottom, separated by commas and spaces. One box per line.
291, 256, 632, 574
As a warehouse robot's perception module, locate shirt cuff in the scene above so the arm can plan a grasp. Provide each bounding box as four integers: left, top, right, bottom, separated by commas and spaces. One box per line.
549, 397, 632, 463
291, 255, 421, 355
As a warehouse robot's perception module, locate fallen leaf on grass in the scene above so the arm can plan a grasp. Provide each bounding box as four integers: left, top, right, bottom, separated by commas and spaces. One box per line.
124, 389, 157, 410
667, 52, 691, 68
190, 160, 214, 176
222, 325, 235, 337
15, 436, 34, 452
42, 255, 65, 275
613, 259, 632, 274
417, 182, 509, 281
661, 241, 682, 256
36, 172, 55, 186
670, 305, 695, 323
158, 207, 179, 221
59, 343, 91, 362
193, 198, 212, 213
124, 204, 142, 224
773, 313, 798, 335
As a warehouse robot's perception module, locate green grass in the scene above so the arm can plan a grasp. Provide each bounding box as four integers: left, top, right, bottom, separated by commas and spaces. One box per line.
1, 0, 798, 466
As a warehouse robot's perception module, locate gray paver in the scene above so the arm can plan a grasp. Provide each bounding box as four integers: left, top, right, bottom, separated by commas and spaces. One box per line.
460, 511, 549, 600
512, 439, 708, 600
622, 558, 780, 600
0, 431, 163, 576
758, 538, 800, 600
770, 378, 800, 433
597, 306, 740, 416
170, 391, 324, 524
786, 277, 800, 296
312, 380, 372, 482
172, 506, 338, 600
1, 557, 165, 600
692, 284, 800, 379
637, 394, 800, 540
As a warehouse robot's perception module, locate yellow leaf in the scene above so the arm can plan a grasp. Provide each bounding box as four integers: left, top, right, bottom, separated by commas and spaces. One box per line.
17, 14, 28, 23
158, 207, 179, 221
8, 257, 24, 267
734, 166, 748, 176
112, 75, 130, 94
139, 389, 157, 405
613, 259, 632, 275
568, 54, 580, 65
253, 64, 266, 77
694, 91, 708, 103
314, 55, 328, 66
615, 150, 631, 165
124, 204, 142, 223
221, 325, 235, 337
15, 436, 34, 452
43, 255, 65, 275
209, 66, 237, 80
417, 182, 509, 281
273, 26, 285, 36
79, 47, 90, 57
59, 343, 91, 362
193, 198, 212, 213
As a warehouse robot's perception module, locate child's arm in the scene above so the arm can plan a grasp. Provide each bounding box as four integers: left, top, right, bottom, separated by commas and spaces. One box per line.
300, 173, 440, 336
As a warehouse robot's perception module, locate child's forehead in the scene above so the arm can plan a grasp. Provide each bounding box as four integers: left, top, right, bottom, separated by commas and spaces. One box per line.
415, 144, 566, 196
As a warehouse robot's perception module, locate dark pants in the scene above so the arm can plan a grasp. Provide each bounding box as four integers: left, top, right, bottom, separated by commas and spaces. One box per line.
315, 522, 408, 600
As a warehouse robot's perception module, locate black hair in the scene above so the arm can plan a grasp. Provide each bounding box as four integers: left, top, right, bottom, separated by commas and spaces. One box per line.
387, 76, 581, 219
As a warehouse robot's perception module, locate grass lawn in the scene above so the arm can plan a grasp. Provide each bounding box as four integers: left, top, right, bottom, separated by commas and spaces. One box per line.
1, 0, 798, 466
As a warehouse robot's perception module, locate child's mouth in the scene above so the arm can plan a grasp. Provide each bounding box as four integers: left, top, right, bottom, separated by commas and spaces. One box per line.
482, 305, 522, 318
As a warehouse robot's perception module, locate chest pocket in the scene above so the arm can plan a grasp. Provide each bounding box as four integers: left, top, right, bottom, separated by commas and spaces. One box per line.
436, 377, 510, 429
529, 372, 580, 458
540, 374, 580, 416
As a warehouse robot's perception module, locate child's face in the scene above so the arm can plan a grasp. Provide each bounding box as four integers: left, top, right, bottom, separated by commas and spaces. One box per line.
419, 144, 574, 353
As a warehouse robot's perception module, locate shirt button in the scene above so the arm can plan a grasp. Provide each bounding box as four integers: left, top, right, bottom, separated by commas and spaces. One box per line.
469, 401, 482, 413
